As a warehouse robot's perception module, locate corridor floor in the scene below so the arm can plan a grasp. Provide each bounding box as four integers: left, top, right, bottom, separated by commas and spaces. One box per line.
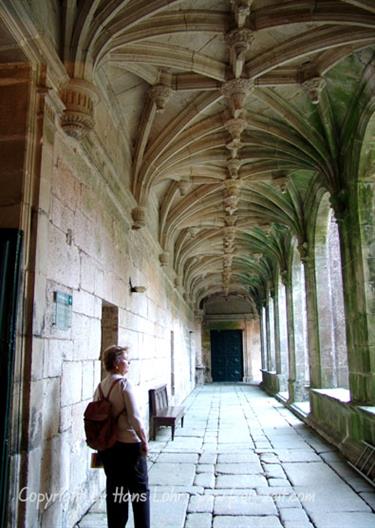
78, 384, 375, 528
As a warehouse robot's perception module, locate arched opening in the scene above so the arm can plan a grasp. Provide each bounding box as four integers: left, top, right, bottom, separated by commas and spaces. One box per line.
315, 193, 349, 389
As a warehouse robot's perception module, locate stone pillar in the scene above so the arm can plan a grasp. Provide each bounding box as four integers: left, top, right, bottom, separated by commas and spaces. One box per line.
259, 304, 267, 371
274, 278, 288, 391
299, 244, 323, 391
194, 311, 205, 384
338, 182, 375, 403
267, 290, 276, 372
283, 274, 298, 403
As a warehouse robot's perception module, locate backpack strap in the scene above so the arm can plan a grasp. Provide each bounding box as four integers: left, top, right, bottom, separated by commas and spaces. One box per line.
97, 377, 122, 401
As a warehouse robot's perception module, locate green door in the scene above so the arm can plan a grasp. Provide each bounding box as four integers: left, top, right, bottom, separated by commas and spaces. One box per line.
211, 330, 243, 382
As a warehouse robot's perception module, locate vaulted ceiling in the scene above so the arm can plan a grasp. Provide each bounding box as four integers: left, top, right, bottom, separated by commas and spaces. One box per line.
7, 0, 375, 310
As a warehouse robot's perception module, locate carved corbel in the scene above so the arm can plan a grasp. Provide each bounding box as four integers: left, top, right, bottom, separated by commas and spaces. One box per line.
131, 206, 146, 230
60, 79, 99, 140
302, 76, 326, 105
159, 251, 169, 267
148, 84, 173, 112
297, 241, 309, 263
177, 178, 191, 196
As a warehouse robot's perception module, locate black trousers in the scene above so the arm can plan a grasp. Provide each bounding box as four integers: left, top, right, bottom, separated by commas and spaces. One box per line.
101, 442, 150, 528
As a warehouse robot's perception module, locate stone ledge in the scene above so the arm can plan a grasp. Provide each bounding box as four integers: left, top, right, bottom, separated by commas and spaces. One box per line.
311, 388, 351, 403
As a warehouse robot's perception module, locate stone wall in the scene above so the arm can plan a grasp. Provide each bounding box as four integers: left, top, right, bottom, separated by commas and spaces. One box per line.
18, 102, 196, 527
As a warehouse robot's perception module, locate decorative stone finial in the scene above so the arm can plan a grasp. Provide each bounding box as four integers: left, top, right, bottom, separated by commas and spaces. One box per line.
60, 79, 99, 140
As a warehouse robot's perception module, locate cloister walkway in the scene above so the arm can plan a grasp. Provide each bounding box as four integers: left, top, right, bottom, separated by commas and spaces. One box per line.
78, 384, 375, 528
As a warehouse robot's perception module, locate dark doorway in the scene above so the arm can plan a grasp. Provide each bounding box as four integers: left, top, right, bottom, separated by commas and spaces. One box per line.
211, 330, 243, 382
0, 229, 23, 527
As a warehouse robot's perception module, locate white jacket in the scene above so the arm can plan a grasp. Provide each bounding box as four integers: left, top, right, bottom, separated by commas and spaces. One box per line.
94, 374, 145, 444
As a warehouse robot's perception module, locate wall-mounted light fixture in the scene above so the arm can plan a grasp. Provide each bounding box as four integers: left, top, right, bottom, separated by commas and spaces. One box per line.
129, 278, 146, 294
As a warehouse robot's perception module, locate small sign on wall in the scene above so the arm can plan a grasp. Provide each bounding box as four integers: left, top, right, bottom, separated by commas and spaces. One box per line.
53, 291, 72, 330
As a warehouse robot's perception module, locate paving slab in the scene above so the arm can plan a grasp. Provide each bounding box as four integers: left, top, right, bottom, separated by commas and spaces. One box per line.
275, 449, 321, 462
149, 463, 195, 486
156, 452, 199, 463
187, 494, 214, 513
216, 474, 268, 488
213, 515, 283, 528
199, 452, 217, 464
309, 511, 375, 528
214, 495, 277, 515
216, 462, 263, 474
218, 452, 259, 463
185, 512, 212, 528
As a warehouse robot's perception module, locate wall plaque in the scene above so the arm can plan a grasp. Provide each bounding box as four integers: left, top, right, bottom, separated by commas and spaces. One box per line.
54, 291, 72, 330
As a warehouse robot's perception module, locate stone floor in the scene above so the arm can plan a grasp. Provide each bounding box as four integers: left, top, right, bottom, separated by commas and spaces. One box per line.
77, 384, 375, 528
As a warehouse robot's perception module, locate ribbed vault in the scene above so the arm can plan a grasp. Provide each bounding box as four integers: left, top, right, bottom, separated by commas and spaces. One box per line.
60, 0, 375, 312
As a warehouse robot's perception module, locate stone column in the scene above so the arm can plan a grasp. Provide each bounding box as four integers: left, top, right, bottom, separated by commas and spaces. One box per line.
338, 182, 375, 403
299, 244, 323, 391
259, 304, 267, 371
194, 311, 205, 384
283, 273, 298, 403
275, 279, 289, 392
267, 290, 276, 372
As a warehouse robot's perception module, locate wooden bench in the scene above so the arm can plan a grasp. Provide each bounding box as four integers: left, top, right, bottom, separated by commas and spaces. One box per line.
149, 384, 185, 441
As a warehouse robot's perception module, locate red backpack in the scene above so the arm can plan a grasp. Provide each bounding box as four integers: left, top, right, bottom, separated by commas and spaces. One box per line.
84, 378, 125, 451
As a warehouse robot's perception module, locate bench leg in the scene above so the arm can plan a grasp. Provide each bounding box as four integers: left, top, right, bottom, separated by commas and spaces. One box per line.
152, 420, 156, 441
181, 416, 184, 428
171, 423, 175, 441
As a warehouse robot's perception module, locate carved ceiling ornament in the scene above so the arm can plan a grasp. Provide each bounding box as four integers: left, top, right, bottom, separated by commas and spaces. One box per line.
225, 28, 254, 78
221, 78, 254, 117
224, 117, 248, 141
230, 0, 254, 28
148, 83, 173, 112
227, 157, 241, 179
60, 79, 99, 140
302, 76, 327, 105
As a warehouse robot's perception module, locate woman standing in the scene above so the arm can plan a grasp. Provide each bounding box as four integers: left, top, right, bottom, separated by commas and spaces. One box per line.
95, 345, 150, 528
